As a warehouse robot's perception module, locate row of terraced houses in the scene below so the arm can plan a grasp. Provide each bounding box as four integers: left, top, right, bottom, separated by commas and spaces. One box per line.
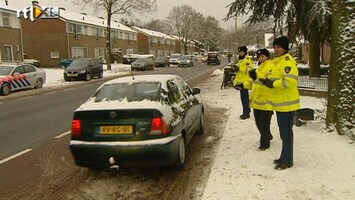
0, 3, 197, 68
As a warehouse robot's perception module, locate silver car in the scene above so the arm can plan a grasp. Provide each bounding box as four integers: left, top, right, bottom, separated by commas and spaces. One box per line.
0, 63, 46, 96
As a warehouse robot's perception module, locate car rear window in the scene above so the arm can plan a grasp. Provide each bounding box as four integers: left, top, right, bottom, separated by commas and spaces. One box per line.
94, 82, 161, 102
0, 66, 15, 75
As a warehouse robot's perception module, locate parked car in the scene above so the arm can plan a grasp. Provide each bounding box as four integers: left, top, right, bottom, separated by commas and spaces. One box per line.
59, 58, 74, 69
154, 56, 170, 67
23, 54, 40, 67
131, 58, 154, 71
69, 74, 204, 170
207, 51, 221, 65
64, 58, 103, 81
169, 54, 182, 65
178, 55, 194, 67
123, 54, 141, 64
0, 63, 46, 96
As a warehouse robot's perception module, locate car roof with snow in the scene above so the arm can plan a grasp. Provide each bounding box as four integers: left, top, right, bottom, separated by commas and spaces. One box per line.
103, 74, 181, 85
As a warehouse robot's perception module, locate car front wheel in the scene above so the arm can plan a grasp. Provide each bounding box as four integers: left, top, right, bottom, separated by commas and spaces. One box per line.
197, 112, 205, 135
1, 83, 11, 96
85, 73, 91, 81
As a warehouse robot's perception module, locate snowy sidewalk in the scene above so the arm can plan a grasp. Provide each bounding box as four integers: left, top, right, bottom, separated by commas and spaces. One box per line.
202, 72, 355, 200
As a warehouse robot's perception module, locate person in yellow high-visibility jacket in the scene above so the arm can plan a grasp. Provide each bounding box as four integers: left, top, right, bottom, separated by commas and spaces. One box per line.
233, 46, 254, 119
259, 36, 300, 170
246, 48, 275, 150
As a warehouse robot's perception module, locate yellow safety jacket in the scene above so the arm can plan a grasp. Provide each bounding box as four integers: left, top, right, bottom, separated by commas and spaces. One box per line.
233, 55, 254, 89
267, 53, 300, 112
248, 60, 275, 111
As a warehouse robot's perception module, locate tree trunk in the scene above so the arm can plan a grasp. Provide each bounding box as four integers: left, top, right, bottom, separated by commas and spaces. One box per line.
308, 26, 321, 77
326, 0, 355, 137
105, 2, 113, 71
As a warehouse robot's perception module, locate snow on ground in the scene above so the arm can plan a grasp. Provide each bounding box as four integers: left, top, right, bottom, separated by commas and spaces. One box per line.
17, 65, 355, 199
201, 71, 355, 200
43, 63, 131, 88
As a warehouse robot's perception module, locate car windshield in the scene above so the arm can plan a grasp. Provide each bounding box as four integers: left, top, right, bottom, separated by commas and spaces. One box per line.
69, 60, 90, 67
180, 56, 190, 60
134, 58, 148, 63
0, 66, 15, 75
171, 54, 181, 59
94, 82, 161, 102
155, 57, 165, 61
209, 53, 218, 56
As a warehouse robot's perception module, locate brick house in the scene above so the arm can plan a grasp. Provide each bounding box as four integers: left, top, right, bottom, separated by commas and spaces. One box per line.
21, 8, 138, 67
170, 35, 195, 55
0, 4, 23, 62
132, 26, 176, 57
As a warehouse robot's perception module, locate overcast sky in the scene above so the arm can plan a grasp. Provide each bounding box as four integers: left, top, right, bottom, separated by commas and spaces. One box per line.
6, 0, 247, 29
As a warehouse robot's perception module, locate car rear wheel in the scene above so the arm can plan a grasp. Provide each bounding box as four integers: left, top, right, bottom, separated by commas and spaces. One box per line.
85, 73, 91, 81
35, 78, 43, 89
175, 135, 186, 170
1, 83, 11, 96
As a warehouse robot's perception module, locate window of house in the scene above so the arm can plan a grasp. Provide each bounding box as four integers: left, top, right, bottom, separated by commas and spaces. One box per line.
67, 23, 73, 33
4, 46, 13, 61
83, 26, 88, 35
2, 13, 10, 26
119, 32, 123, 39
50, 51, 59, 58
76, 24, 82, 34
126, 33, 130, 40
72, 47, 88, 58
132, 34, 136, 41
110, 31, 115, 38
98, 29, 104, 37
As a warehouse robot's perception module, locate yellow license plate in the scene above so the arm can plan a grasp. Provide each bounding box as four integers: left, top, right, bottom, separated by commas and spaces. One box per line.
67, 73, 77, 77
100, 125, 133, 134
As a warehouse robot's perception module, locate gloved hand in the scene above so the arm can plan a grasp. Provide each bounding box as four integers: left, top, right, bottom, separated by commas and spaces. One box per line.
263, 78, 274, 88
234, 83, 244, 90
249, 69, 257, 80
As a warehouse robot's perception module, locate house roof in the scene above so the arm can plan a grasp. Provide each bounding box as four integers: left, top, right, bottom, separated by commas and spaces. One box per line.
132, 26, 175, 40
60, 10, 136, 33
0, 3, 18, 13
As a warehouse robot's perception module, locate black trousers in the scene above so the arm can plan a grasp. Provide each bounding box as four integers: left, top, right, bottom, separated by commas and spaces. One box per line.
276, 111, 295, 165
253, 109, 273, 148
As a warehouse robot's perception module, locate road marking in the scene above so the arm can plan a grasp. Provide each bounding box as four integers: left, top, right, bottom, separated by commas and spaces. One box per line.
55, 131, 71, 139
0, 149, 32, 165
43, 91, 56, 95
64, 88, 75, 91
17, 96, 33, 101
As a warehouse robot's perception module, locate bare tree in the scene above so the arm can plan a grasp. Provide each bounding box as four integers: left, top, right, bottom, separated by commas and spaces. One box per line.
167, 5, 199, 54
75, 0, 157, 70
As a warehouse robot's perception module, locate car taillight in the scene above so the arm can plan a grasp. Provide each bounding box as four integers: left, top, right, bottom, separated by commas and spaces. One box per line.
150, 117, 171, 135
71, 119, 82, 136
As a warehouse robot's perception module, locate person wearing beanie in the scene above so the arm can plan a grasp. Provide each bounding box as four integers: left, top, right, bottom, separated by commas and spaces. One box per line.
233, 46, 254, 119
259, 36, 300, 170
245, 48, 275, 150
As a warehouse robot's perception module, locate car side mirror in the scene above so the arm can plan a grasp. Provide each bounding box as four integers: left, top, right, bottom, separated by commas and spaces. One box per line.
192, 88, 201, 95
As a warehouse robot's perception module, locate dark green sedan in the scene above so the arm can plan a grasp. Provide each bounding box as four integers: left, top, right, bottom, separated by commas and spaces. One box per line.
70, 75, 204, 170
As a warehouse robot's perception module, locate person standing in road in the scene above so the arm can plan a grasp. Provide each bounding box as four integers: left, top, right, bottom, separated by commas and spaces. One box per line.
259, 36, 300, 170
247, 48, 275, 150
233, 46, 254, 120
